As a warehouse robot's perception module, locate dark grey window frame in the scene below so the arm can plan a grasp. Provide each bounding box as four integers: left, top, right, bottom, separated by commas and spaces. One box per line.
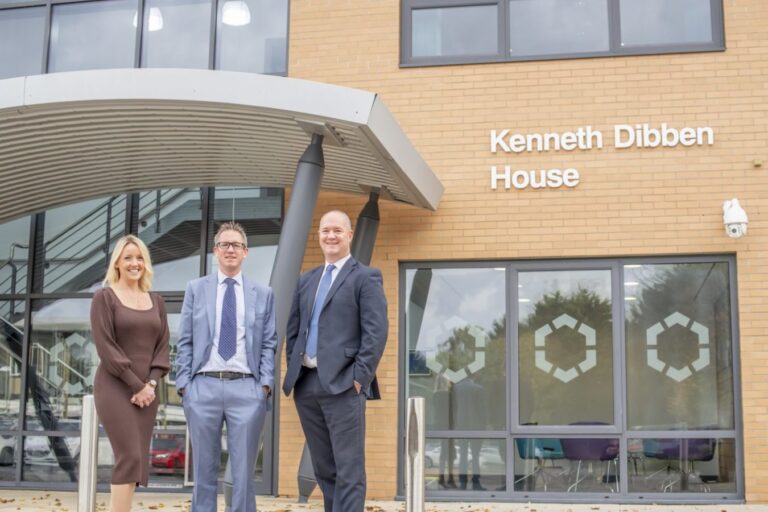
0, 186, 283, 492
0, 0, 290, 78
398, 255, 743, 502
400, 0, 725, 67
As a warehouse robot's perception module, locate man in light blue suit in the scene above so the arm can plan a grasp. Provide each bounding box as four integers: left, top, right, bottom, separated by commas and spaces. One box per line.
176, 222, 276, 512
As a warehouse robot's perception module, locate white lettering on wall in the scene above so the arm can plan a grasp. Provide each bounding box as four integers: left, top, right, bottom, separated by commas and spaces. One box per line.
489, 122, 713, 192
491, 166, 580, 190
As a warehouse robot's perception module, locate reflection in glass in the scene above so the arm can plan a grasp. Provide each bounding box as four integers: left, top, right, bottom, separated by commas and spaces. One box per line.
412, 5, 497, 58
406, 268, 506, 431
0, 300, 25, 425
518, 270, 613, 426
206, 187, 282, 286
22, 435, 79, 482
148, 431, 187, 486
628, 438, 736, 493
41, 196, 126, 293
155, 302, 185, 430
141, 0, 212, 69
0, 434, 16, 481
49, 0, 137, 73
625, 263, 734, 430
0, 7, 45, 79
514, 437, 619, 492
137, 189, 203, 292
508, 0, 609, 56
25, 299, 95, 431
215, 0, 288, 74
425, 438, 505, 492
620, 0, 713, 47
0, 216, 30, 294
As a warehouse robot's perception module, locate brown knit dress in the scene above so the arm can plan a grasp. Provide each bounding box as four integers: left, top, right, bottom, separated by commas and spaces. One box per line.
91, 287, 170, 486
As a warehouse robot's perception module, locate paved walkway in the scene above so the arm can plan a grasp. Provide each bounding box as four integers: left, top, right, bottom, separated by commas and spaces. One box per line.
0, 491, 767, 512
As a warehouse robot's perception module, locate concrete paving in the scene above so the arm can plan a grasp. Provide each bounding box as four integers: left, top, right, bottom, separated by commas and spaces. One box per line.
0, 491, 767, 512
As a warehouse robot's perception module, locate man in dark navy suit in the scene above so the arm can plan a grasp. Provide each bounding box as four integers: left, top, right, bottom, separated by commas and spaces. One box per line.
282, 210, 388, 512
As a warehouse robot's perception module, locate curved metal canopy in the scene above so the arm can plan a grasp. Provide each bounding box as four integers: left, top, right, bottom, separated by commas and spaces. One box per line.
0, 69, 443, 223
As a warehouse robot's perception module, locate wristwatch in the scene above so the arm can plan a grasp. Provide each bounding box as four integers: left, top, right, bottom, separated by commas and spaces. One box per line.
148, 379, 158, 388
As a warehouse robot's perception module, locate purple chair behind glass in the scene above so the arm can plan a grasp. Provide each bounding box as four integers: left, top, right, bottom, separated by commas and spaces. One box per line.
642, 438, 715, 492
560, 437, 619, 492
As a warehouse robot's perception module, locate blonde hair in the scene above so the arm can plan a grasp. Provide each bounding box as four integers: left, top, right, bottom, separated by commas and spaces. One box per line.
102, 235, 154, 292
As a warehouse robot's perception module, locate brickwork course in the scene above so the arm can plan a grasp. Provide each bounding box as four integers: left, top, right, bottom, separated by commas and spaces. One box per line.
275, 0, 768, 503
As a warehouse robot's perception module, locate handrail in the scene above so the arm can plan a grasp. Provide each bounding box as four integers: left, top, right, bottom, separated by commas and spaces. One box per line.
30, 342, 89, 385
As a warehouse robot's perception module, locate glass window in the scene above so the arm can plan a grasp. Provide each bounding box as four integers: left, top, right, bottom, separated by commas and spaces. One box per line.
215, 0, 288, 74
518, 270, 613, 426
402, 0, 723, 66
412, 5, 497, 58
141, 0, 212, 69
155, 301, 185, 428
425, 437, 506, 491
625, 263, 734, 431
620, 0, 713, 47
39, 196, 126, 293
0, 7, 45, 79
0, 216, 30, 295
25, 299, 95, 430
137, 189, 203, 292
628, 438, 736, 493
514, 437, 619, 492
0, 434, 17, 481
22, 435, 79, 483
48, 0, 137, 73
206, 187, 281, 285
508, 0, 609, 56
406, 268, 506, 431
0, 300, 24, 426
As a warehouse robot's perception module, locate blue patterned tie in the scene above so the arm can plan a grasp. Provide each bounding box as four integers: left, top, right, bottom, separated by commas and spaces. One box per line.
218, 278, 237, 360
306, 264, 335, 359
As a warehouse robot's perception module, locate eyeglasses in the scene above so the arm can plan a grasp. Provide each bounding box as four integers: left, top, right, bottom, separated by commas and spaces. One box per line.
215, 241, 246, 250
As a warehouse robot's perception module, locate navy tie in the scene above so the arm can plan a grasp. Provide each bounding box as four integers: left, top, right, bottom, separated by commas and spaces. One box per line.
306, 264, 335, 359
218, 278, 237, 360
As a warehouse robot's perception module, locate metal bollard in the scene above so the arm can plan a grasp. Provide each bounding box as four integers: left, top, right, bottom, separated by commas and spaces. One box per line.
78, 394, 99, 512
405, 397, 425, 512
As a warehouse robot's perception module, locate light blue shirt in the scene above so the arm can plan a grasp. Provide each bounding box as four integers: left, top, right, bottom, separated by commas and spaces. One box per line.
303, 253, 352, 368
199, 271, 251, 374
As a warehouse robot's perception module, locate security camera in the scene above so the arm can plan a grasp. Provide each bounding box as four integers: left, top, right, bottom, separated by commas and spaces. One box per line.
723, 198, 748, 239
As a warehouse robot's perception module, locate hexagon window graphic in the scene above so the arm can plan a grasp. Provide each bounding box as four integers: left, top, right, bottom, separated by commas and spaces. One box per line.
646, 312, 710, 382
48, 333, 96, 394
424, 316, 488, 384
534, 314, 596, 384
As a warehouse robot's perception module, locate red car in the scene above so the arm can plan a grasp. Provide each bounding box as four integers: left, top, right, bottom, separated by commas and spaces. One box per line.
150, 437, 185, 474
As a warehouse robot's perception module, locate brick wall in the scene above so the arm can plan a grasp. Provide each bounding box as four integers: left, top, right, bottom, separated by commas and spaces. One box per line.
278, 0, 768, 501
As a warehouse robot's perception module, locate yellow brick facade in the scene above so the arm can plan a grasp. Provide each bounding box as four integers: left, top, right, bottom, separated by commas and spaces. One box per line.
277, 0, 768, 502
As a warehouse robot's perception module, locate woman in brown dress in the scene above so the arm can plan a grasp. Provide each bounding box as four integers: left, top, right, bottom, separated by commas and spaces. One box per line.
91, 235, 170, 512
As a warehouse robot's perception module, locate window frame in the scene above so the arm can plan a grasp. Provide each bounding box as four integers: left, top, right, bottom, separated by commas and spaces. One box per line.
400, 0, 725, 67
398, 254, 743, 501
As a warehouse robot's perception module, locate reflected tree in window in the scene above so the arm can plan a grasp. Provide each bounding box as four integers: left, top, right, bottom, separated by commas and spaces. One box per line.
519, 288, 613, 426
625, 263, 733, 430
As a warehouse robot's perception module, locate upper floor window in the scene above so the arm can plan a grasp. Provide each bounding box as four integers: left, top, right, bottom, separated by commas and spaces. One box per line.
0, 0, 288, 79
401, 0, 725, 67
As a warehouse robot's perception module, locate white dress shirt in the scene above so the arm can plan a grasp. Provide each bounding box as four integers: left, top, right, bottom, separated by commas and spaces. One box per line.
303, 253, 352, 368
199, 271, 251, 374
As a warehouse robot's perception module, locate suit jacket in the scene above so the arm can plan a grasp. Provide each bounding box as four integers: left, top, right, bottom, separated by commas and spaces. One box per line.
282, 257, 388, 399
175, 274, 277, 394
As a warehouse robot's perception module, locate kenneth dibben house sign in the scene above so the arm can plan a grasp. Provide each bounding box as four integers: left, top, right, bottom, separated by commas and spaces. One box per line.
490, 123, 714, 190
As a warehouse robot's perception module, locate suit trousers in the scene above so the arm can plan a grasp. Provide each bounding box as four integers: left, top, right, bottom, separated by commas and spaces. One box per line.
294, 368, 367, 512
183, 375, 267, 512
